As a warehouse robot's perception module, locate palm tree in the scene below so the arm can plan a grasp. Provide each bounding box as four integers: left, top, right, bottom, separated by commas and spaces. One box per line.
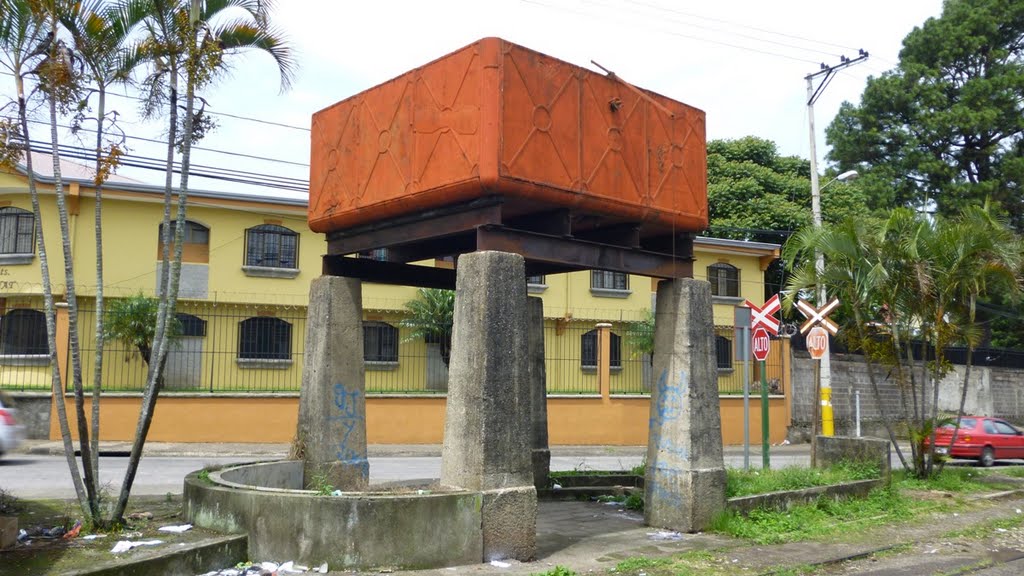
0, 0, 92, 514
784, 207, 1023, 479
401, 288, 455, 367
62, 0, 148, 499
112, 0, 294, 522
928, 205, 1022, 474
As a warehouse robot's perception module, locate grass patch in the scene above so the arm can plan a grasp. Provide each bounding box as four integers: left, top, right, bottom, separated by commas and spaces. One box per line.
610, 550, 744, 576
709, 486, 936, 545
726, 460, 879, 498
894, 467, 1000, 493
990, 466, 1024, 479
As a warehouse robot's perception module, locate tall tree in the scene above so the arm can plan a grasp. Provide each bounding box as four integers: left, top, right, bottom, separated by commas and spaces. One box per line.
63, 0, 147, 491
707, 136, 870, 244
826, 0, 1024, 228
112, 0, 294, 522
0, 0, 90, 514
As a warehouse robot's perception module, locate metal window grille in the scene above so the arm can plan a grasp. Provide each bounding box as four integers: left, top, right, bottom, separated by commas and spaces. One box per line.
527, 274, 545, 285
245, 224, 298, 268
0, 309, 48, 355
0, 207, 35, 254
708, 263, 739, 297
591, 270, 628, 290
363, 322, 398, 362
238, 317, 292, 360
715, 335, 733, 369
580, 329, 621, 368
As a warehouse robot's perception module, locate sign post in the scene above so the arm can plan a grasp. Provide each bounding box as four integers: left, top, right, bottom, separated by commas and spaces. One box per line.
797, 298, 840, 467
734, 306, 751, 470
746, 295, 781, 469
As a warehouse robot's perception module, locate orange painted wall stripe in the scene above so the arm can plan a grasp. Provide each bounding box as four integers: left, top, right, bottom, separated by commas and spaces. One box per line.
51, 395, 789, 446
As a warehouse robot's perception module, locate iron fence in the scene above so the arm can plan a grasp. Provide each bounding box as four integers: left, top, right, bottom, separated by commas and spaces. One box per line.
0, 301, 786, 396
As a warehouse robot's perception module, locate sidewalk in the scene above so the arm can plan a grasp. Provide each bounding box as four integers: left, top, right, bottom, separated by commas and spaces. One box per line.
16, 438, 811, 458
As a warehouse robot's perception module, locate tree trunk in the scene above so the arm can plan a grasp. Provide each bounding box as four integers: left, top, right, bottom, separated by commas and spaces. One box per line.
89, 87, 106, 489
16, 81, 89, 513
47, 56, 99, 519
853, 310, 909, 470
112, 69, 181, 523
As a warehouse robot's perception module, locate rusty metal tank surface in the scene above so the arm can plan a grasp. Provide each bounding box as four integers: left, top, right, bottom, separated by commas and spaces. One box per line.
309, 37, 707, 235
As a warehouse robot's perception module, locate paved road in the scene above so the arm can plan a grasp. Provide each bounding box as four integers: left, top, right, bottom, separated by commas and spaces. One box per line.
0, 448, 814, 499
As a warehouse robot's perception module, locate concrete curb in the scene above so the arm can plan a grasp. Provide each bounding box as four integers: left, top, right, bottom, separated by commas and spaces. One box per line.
60, 534, 247, 576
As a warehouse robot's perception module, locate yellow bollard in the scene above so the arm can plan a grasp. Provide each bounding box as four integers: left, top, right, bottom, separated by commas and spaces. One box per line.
821, 386, 834, 436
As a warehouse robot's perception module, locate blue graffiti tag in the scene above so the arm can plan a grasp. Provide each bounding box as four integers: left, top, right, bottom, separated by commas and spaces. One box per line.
649, 370, 687, 429
330, 383, 366, 472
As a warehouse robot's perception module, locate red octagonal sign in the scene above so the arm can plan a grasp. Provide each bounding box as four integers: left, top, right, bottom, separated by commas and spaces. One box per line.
752, 326, 771, 362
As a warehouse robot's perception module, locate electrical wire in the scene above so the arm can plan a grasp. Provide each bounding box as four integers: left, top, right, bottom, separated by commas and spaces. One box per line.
621, 0, 866, 53
7, 115, 310, 168
519, 0, 823, 65
22, 138, 310, 192
583, 0, 849, 59
0, 69, 311, 133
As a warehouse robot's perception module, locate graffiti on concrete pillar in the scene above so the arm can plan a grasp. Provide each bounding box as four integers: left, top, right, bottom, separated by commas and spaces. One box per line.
649, 369, 691, 462
330, 382, 368, 475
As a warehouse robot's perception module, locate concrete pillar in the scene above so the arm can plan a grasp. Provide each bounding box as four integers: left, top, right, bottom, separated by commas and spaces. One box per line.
528, 297, 550, 491
441, 251, 536, 562
645, 278, 726, 533
297, 276, 368, 491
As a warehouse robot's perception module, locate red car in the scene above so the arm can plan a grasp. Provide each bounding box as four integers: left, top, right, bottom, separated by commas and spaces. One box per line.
931, 416, 1024, 467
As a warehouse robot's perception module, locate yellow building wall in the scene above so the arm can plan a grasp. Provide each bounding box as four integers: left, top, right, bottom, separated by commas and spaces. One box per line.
4, 169, 789, 445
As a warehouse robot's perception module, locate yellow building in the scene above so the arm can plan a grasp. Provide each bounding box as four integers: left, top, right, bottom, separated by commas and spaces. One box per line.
0, 156, 788, 445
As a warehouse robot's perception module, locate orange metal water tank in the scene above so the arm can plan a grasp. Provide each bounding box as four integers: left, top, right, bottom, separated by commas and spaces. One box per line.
309, 37, 707, 235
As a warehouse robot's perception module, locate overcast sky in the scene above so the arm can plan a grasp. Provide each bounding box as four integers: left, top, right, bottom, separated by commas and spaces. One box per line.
10, 0, 946, 198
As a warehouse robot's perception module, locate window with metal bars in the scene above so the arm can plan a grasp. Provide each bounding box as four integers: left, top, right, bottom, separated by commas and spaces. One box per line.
708, 263, 740, 297
238, 317, 291, 360
244, 224, 298, 269
0, 207, 35, 255
0, 309, 48, 355
363, 322, 398, 362
581, 329, 622, 368
715, 335, 733, 370
590, 270, 628, 291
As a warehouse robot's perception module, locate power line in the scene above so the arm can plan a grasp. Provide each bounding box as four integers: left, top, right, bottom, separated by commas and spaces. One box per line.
622, 0, 866, 54
586, 0, 848, 59
0, 69, 311, 133
23, 139, 310, 193
8, 115, 310, 168
520, 0, 823, 65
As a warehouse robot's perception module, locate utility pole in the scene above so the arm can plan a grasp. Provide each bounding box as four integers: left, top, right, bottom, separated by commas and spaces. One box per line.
805, 50, 868, 438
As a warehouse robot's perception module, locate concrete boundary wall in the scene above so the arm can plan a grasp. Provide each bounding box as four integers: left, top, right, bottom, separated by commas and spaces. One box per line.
790, 354, 1024, 441
41, 394, 789, 445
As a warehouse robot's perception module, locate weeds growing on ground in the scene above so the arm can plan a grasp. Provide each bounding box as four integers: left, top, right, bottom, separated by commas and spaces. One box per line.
726, 460, 880, 498
0, 488, 23, 515
709, 487, 931, 545
611, 550, 749, 576
894, 467, 996, 493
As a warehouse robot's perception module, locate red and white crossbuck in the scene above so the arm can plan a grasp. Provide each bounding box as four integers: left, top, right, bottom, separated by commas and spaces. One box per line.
745, 294, 781, 336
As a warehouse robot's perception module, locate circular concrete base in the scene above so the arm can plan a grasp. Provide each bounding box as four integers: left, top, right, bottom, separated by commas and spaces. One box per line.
184, 461, 483, 570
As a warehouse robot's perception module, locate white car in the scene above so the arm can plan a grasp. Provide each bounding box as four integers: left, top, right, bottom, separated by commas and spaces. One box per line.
0, 391, 25, 457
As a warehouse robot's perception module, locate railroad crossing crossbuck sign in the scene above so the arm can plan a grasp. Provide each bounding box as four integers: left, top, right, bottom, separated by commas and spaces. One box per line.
745, 294, 781, 335
796, 297, 840, 335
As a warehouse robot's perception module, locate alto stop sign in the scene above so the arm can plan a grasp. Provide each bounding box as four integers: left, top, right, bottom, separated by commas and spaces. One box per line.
807, 325, 829, 359
752, 326, 771, 361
